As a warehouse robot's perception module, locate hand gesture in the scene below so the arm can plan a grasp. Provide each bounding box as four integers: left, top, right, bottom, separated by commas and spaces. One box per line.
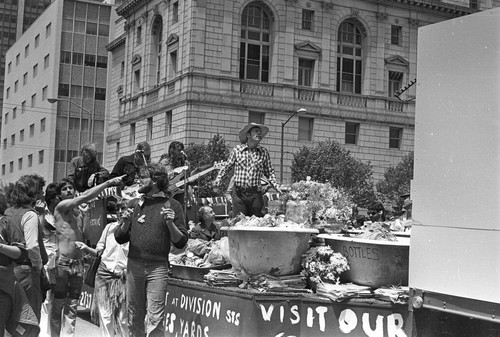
108, 174, 127, 186
75, 241, 88, 251
87, 173, 96, 187
160, 207, 175, 223
79, 203, 90, 214
120, 207, 134, 223
35, 200, 46, 214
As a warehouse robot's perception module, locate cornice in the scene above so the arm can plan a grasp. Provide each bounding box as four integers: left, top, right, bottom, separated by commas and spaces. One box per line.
116, 0, 150, 18
106, 33, 126, 52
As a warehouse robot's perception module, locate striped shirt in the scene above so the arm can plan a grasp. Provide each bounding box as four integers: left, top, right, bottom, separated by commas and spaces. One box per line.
215, 144, 278, 189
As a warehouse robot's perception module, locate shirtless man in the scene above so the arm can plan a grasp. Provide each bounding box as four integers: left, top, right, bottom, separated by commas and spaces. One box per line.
50, 175, 124, 337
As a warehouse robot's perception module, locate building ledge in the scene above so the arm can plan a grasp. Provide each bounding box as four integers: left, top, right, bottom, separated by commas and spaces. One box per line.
106, 33, 126, 52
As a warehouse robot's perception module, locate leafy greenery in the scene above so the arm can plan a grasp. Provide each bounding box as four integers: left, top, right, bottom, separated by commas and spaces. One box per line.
375, 151, 414, 214
290, 139, 376, 208
185, 134, 231, 198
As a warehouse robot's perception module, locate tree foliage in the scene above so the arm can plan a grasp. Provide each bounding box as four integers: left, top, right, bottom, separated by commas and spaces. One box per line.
184, 134, 231, 198
375, 151, 414, 214
290, 139, 376, 208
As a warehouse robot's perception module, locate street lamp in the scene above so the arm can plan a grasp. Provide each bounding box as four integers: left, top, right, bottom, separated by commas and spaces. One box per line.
280, 108, 307, 184
48, 97, 94, 142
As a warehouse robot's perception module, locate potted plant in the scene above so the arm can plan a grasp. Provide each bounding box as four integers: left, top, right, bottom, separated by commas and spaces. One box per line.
301, 246, 350, 291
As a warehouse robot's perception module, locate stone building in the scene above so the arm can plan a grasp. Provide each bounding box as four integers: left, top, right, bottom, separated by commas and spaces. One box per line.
105, 0, 494, 183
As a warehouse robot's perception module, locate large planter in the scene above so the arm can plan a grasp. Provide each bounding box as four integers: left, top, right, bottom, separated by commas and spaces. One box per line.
222, 226, 319, 276
319, 234, 410, 288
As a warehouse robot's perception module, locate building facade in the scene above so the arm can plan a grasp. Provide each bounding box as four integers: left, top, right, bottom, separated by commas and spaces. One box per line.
104, 0, 497, 184
0, 0, 54, 138
0, 0, 112, 183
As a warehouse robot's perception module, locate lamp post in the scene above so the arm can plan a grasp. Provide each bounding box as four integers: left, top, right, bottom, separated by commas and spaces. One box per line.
280, 108, 307, 184
48, 97, 94, 142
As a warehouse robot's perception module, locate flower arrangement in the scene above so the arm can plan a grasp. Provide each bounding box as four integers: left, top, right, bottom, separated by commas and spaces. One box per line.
301, 246, 350, 284
279, 178, 354, 225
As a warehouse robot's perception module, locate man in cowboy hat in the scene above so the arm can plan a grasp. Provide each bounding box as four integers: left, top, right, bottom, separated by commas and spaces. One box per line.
213, 123, 281, 217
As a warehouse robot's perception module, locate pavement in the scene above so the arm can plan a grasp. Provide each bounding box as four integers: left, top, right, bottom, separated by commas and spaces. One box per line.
75, 308, 101, 337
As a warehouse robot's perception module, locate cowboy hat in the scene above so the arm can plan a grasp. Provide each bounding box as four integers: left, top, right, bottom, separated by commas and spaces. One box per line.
239, 123, 269, 143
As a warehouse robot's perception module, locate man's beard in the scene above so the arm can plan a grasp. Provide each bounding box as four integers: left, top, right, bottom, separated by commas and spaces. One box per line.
138, 182, 153, 194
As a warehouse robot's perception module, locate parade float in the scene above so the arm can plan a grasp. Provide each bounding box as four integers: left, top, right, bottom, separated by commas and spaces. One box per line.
164, 179, 413, 337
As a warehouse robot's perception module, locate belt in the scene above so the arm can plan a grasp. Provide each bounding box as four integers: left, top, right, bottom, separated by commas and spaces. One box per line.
234, 186, 260, 195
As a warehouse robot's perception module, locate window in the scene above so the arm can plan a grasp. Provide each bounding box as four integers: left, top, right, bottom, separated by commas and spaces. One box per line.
44, 54, 50, 69
70, 85, 82, 98
39, 150, 44, 164
86, 22, 97, 35
298, 117, 314, 141
14, 81, 18, 92
5, 88, 9, 99
35, 34, 39, 48
165, 111, 172, 136
120, 61, 125, 78
173, 2, 179, 23
28, 154, 33, 167
61, 51, 72, 64
58, 83, 69, 97
68, 118, 80, 130
31, 94, 37, 107
129, 123, 136, 146
72, 53, 83, 65
134, 69, 141, 94
388, 71, 403, 97
30, 124, 35, 137
33, 64, 38, 78
16, 54, 20, 66
42, 86, 48, 100
1, 165, 4, 175
41, 118, 46, 132
152, 16, 163, 85
67, 150, 78, 162
470, 0, 478, 8
169, 51, 178, 78
95, 88, 106, 100
22, 101, 26, 114
46, 23, 51, 38
12, 107, 16, 119
302, 10, 313, 30
9, 162, 13, 173
23, 72, 28, 86
116, 142, 120, 160
391, 25, 402, 46
18, 158, 22, 170
54, 150, 64, 162
389, 127, 403, 149
136, 26, 142, 45
298, 59, 314, 87
4, 113, 8, 125
83, 86, 94, 99
96, 56, 107, 68
337, 20, 363, 94
20, 129, 24, 142
75, 20, 85, 33
84, 54, 96, 67
239, 3, 271, 82
345, 122, 359, 145
11, 134, 15, 146
98, 24, 109, 37
2, 139, 6, 149
25, 45, 29, 58
249, 111, 265, 125
8, 62, 11, 73
146, 117, 153, 141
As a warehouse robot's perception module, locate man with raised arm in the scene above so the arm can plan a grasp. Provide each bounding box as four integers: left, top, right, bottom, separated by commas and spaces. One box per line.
50, 175, 125, 337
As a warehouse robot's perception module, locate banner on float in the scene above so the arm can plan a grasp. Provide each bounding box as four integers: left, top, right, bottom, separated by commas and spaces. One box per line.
164, 282, 411, 337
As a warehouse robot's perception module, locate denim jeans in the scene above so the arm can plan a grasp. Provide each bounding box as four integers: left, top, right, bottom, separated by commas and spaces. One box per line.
127, 258, 169, 337
50, 255, 84, 337
232, 190, 265, 217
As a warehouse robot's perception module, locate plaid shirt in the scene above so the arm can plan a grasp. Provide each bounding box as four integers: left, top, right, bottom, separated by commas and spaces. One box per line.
216, 144, 278, 188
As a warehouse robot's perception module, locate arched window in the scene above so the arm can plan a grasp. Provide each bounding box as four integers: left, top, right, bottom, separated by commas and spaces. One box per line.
336, 19, 364, 94
151, 15, 163, 84
239, 3, 271, 82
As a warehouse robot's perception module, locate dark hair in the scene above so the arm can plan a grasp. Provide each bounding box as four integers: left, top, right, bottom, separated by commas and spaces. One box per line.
45, 182, 59, 206
56, 178, 75, 195
11, 176, 38, 207
24, 174, 46, 192
167, 141, 186, 168
147, 163, 170, 192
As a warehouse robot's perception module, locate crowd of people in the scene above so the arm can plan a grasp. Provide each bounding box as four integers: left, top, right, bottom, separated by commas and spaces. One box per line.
0, 122, 281, 337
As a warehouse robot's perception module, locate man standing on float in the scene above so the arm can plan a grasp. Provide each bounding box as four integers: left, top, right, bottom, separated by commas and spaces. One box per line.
213, 123, 281, 217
